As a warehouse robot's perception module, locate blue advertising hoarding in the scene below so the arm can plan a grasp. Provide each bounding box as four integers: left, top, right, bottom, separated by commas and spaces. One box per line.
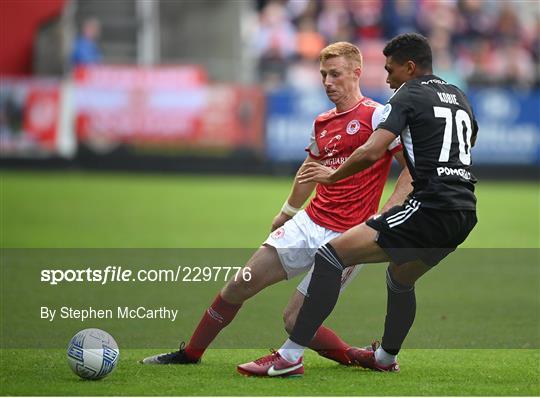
467, 88, 540, 165
265, 88, 332, 161
265, 87, 540, 166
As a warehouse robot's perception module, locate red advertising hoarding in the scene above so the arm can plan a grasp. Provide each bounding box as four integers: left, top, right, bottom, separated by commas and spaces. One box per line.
73, 66, 264, 153
1, 78, 63, 156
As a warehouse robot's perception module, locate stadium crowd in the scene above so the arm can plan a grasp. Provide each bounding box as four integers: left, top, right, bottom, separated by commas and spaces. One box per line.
251, 0, 539, 90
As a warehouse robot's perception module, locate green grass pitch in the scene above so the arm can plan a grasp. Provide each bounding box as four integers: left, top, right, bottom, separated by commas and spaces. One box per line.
1, 170, 539, 396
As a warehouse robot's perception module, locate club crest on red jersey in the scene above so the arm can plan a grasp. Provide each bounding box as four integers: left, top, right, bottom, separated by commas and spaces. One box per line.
346, 120, 360, 135
271, 227, 285, 239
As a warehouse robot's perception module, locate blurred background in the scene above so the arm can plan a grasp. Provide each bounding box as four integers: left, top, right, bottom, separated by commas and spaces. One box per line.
1, 0, 539, 176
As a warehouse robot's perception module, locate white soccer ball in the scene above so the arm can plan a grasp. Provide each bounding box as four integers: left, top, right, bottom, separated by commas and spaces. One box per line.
67, 328, 119, 380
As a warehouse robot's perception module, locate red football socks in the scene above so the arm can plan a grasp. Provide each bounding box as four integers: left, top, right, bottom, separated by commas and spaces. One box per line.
308, 325, 351, 364
184, 295, 349, 364
184, 294, 242, 360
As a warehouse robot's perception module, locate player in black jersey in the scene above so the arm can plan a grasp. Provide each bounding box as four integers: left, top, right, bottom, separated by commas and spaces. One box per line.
237, 33, 478, 376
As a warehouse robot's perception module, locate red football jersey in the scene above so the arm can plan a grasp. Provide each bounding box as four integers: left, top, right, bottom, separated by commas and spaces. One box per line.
305, 97, 402, 232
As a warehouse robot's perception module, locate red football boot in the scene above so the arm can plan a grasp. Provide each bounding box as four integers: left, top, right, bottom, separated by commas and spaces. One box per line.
346, 341, 400, 372
237, 350, 304, 377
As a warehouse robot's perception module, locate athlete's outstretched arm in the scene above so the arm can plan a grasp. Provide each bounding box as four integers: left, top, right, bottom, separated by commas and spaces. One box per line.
298, 129, 397, 185
271, 155, 319, 231
380, 150, 413, 213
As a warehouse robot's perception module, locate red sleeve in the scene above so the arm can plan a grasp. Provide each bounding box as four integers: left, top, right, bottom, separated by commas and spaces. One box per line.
387, 136, 402, 155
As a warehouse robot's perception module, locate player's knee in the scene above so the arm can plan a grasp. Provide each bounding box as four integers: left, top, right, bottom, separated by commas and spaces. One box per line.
386, 266, 414, 293
222, 275, 256, 303
388, 261, 429, 288
314, 243, 345, 275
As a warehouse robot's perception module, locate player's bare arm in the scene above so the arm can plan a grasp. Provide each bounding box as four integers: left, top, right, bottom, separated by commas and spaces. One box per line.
298, 128, 397, 184
271, 155, 319, 231
379, 151, 412, 213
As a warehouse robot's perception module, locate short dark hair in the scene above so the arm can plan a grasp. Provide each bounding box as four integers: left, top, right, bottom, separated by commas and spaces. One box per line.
383, 33, 432, 70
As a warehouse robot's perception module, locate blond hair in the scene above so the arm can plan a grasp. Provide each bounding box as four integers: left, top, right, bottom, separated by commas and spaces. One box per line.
319, 42, 363, 69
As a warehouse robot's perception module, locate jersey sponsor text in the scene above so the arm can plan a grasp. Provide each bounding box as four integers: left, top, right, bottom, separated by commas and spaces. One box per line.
436, 166, 472, 179
304, 98, 403, 231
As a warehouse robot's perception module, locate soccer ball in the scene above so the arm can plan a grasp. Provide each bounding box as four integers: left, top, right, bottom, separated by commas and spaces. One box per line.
67, 328, 119, 380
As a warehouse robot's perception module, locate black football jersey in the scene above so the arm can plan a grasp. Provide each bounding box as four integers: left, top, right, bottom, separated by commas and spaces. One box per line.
377, 75, 478, 210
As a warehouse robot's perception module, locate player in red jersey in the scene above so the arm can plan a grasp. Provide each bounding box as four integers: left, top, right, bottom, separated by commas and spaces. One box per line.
141, 42, 412, 371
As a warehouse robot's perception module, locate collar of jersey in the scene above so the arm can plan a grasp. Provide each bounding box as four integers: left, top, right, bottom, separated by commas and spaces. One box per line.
332, 97, 364, 116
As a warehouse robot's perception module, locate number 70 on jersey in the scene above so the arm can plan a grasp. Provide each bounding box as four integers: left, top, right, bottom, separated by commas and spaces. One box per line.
434, 106, 474, 166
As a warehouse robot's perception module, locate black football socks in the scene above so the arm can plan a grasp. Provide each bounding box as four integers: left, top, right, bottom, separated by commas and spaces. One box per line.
290, 243, 344, 346
381, 266, 416, 355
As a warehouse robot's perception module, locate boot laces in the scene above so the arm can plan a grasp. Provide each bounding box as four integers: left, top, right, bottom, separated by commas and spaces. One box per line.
158, 341, 187, 361
254, 349, 280, 365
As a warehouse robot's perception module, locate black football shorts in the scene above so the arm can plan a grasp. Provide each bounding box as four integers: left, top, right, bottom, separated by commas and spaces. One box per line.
366, 198, 477, 267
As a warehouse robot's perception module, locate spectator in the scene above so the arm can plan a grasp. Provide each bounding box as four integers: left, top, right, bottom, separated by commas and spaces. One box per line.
528, 14, 540, 86
317, 0, 353, 43
71, 18, 102, 67
253, 0, 537, 89
493, 4, 522, 44
381, 0, 419, 39
493, 39, 536, 87
287, 0, 319, 26
253, 1, 297, 89
430, 27, 466, 89
455, 0, 494, 41
296, 17, 326, 60
348, 0, 383, 40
